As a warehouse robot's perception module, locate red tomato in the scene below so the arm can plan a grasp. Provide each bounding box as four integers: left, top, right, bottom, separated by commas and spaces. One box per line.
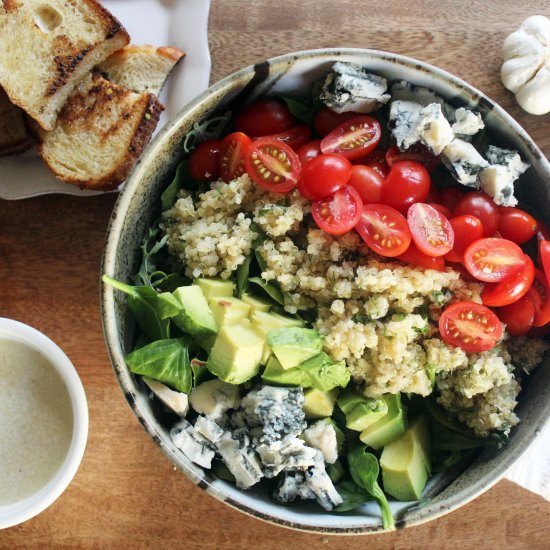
189, 139, 222, 181
381, 161, 431, 213
498, 207, 537, 244
385, 143, 440, 172
266, 125, 311, 151
463, 238, 526, 283
445, 215, 484, 263
446, 261, 478, 283
495, 295, 535, 336
313, 107, 359, 137
428, 203, 452, 219
219, 132, 252, 182
234, 99, 296, 137
481, 255, 535, 307
348, 164, 384, 203
356, 204, 411, 257
407, 203, 454, 257
439, 187, 464, 211
297, 153, 352, 200
320, 116, 381, 161
296, 140, 322, 165
311, 186, 363, 236
439, 301, 503, 353
396, 241, 446, 271
527, 269, 550, 327
245, 137, 301, 193
453, 191, 500, 237
539, 240, 550, 288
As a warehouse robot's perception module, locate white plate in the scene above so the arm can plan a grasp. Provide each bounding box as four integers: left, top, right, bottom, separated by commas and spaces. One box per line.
0, 0, 211, 200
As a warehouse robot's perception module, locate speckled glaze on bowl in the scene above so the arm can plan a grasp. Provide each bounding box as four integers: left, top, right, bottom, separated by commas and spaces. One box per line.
101, 49, 550, 534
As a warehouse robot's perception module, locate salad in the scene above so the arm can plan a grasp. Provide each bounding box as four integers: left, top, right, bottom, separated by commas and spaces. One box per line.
104, 61, 550, 529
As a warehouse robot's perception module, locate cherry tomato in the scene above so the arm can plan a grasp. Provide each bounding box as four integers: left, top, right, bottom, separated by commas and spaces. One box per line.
463, 238, 525, 283
527, 269, 550, 327
446, 261, 478, 283
356, 204, 411, 257
396, 241, 446, 271
539, 240, 550, 288
385, 143, 440, 172
219, 132, 252, 182
313, 107, 359, 137
481, 255, 535, 307
439, 187, 464, 211
348, 165, 384, 203
188, 139, 222, 182
320, 116, 382, 161
245, 137, 301, 193
297, 153, 352, 200
407, 203, 454, 257
381, 161, 431, 213
234, 99, 296, 137
495, 295, 535, 336
445, 215, 484, 263
311, 186, 363, 235
266, 125, 311, 151
453, 191, 500, 237
296, 140, 322, 165
439, 301, 503, 353
498, 207, 537, 244
428, 203, 452, 219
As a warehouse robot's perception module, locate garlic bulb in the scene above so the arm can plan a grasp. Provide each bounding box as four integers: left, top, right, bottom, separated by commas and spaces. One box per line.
501, 15, 550, 115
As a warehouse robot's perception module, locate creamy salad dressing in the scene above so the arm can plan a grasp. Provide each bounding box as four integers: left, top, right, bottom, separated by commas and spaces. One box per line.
0, 339, 73, 506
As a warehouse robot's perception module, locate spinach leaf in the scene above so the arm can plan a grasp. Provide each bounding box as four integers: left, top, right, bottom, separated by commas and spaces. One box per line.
255, 247, 267, 272
103, 275, 170, 341
332, 480, 371, 513
277, 95, 316, 126
190, 358, 209, 386
347, 443, 395, 530
125, 337, 193, 394
236, 253, 252, 298
161, 160, 191, 211
248, 277, 285, 305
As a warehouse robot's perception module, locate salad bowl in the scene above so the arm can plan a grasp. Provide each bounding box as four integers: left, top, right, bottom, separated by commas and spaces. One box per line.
101, 48, 550, 533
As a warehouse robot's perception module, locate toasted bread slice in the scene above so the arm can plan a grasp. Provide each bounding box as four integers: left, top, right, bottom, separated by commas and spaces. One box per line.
97, 45, 185, 95
36, 72, 163, 190
0, 87, 34, 156
0, 0, 130, 131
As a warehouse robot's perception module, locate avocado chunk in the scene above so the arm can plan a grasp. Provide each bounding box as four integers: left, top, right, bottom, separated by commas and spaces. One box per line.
242, 293, 271, 314
194, 278, 235, 300
262, 356, 307, 386
267, 327, 324, 369
303, 388, 338, 419
359, 393, 407, 450
206, 320, 264, 384
299, 352, 350, 391
208, 296, 251, 327
380, 416, 431, 501
338, 390, 388, 431
158, 285, 218, 335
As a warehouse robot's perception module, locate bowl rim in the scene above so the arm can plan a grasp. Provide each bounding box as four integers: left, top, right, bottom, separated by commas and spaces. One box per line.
101, 47, 550, 534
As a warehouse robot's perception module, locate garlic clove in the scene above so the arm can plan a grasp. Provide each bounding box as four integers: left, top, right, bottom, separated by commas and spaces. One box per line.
503, 28, 546, 59
501, 54, 545, 93
516, 63, 550, 115
522, 15, 550, 48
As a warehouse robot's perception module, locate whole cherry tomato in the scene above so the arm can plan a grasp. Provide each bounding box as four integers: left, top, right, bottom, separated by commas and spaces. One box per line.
348, 164, 384, 203
453, 191, 500, 237
189, 139, 222, 181
297, 153, 352, 200
381, 161, 431, 213
235, 99, 296, 137
498, 207, 537, 244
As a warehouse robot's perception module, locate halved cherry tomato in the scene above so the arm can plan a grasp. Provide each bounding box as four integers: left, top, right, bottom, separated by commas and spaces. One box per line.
463, 238, 525, 283
311, 186, 363, 235
396, 241, 446, 271
245, 137, 301, 193
385, 143, 440, 172
348, 165, 384, 203
445, 215, 484, 263
234, 99, 296, 137
320, 116, 381, 161
189, 139, 222, 181
356, 204, 411, 257
296, 140, 322, 165
495, 295, 535, 336
539, 240, 550, 288
297, 153, 352, 200
527, 269, 550, 327
313, 107, 359, 137
407, 203, 454, 257
381, 161, 431, 213
453, 191, 500, 237
428, 203, 452, 219
219, 132, 252, 182
498, 207, 537, 244
439, 187, 464, 211
439, 301, 503, 353
266, 125, 311, 151
481, 255, 535, 307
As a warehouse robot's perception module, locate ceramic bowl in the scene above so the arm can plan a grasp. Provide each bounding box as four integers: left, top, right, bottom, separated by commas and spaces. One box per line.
101, 48, 550, 533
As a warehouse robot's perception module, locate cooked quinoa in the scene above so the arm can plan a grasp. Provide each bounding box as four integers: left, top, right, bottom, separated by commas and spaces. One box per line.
163, 173, 549, 437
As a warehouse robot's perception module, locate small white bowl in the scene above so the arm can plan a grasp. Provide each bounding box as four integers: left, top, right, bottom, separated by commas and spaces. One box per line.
0, 318, 88, 529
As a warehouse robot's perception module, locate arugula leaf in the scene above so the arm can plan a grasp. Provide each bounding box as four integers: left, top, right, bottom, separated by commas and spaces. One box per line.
125, 337, 193, 393
182, 111, 232, 154
161, 160, 192, 211
332, 480, 371, 513
248, 277, 285, 305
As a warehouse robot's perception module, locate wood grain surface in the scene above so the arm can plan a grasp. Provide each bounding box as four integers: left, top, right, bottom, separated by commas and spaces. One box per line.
1, 1, 550, 548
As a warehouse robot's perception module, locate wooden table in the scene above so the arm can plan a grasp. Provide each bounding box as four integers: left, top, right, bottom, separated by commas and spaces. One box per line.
2, 1, 550, 548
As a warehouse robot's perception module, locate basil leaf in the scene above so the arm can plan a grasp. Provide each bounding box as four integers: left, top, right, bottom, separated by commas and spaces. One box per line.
161, 160, 192, 211
248, 277, 285, 305
332, 480, 371, 513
